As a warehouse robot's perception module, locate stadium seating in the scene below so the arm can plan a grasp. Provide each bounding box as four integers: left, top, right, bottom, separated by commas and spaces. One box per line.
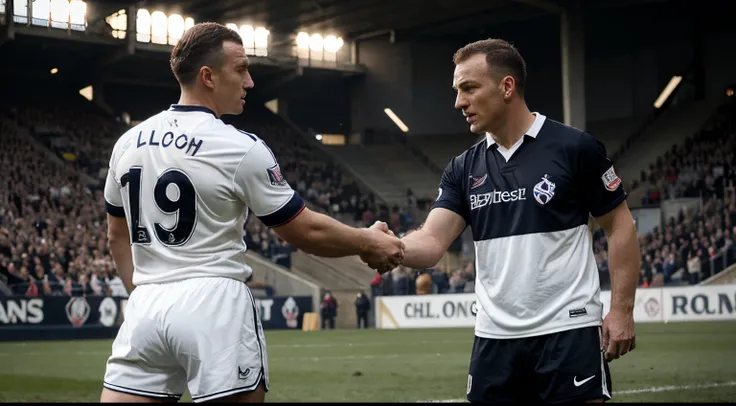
0, 94, 423, 297
0, 109, 122, 297
595, 98, 736, 289
406, 133, 480, 174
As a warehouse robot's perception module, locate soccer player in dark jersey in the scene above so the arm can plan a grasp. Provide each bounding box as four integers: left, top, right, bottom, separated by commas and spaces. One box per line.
374, 39, 641, 402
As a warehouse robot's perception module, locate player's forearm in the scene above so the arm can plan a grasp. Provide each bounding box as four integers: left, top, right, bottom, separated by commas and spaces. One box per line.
297, 213, 370, 257
400, 229, 444, 269
108, 237, 135, 294
606, 223, 640, 313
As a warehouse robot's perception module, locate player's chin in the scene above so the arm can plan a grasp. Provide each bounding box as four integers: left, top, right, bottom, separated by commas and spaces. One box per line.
228, 102, 245, 115
468, 122, 485, 134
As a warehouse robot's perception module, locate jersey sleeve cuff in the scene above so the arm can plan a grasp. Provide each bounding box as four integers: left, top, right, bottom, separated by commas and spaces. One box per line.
590, 192, 627, 218
430, 201, 469, 225
105, 201, 126, 218
257, 192, 306, 228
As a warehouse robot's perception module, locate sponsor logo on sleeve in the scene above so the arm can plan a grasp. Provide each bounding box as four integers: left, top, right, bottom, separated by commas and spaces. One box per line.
601, 166, 621, 191
266, 164, 287, 187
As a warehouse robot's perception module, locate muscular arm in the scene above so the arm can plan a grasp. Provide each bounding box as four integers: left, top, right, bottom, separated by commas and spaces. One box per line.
594, 201, 640, 313
272, 208, 371, 257
107, 214, 135, 294
401, 208, 467, 269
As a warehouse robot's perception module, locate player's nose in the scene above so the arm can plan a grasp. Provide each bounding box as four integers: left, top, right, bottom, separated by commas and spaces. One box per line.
455, 94, 468, 110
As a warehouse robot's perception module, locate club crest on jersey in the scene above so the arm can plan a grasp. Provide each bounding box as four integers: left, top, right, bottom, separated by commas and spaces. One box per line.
266, 164, 287, 187
469, 174, 488, 190
601, 166, 621, 191
533, 174, 556, 205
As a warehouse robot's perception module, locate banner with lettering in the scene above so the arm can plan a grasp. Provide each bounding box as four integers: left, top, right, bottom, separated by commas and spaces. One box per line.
375, 284, 736, 329
0, 295, 313, 330
375, 293, 478, 329
0, 296, 123, 327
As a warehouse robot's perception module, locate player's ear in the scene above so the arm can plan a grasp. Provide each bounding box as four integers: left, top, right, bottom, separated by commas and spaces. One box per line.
501, 76, 515, 101
199, 66, 216, 90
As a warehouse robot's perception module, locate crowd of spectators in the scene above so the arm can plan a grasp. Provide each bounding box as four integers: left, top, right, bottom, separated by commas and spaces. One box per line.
0, 113, 125, 297
369, 260, 476, 298
594, 98, 736, 289
0, 101, 426, 297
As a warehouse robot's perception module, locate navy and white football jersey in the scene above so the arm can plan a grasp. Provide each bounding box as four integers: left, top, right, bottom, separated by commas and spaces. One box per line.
104, 105, 304, 285
432, 113, 626, 339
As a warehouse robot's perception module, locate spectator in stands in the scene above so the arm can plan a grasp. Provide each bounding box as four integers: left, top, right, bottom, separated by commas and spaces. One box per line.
354, 291, 370, 329
415, 270, 432, 295
449, 269, 466, 293
391, 266, 410, 295
431, 268, 449, 294
370, 273, 383, 297
687, 252, 702, 285
320, 291, 337, 330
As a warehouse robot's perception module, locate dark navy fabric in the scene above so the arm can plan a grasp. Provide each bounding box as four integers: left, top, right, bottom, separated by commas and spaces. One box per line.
431, 118, 627, 241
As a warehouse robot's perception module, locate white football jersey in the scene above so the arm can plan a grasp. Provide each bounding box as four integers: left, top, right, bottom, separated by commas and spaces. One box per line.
104, 105, 304, 285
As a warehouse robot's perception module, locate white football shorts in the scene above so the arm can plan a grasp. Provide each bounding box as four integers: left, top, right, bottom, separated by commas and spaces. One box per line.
102, 277, 269, 402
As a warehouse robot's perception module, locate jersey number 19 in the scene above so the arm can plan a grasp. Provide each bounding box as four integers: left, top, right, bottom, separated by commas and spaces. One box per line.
121, 167, 198, 246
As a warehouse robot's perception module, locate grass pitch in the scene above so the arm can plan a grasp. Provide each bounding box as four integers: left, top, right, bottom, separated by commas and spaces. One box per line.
1, 322, 735, 402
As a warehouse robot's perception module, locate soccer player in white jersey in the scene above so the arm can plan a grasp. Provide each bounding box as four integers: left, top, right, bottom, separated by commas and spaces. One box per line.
369, 39, 641, 402
100, 22, 403, 403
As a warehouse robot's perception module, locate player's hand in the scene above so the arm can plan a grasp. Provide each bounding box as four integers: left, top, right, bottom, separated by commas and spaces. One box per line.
370, 221, 396, 237
601, 307, 636, 362
360, 222, 404, 274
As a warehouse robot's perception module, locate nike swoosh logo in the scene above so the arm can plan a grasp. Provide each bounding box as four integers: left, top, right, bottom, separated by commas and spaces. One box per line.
573, 375, 595, 387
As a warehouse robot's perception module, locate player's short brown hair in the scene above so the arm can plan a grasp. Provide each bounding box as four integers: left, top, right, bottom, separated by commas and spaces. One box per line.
453, 38, 527, 97
170, 22, 243, 86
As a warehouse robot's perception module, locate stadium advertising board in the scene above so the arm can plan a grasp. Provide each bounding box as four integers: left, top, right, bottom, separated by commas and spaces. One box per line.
252, 296, 313, 330
0, 295, 312, 331
375, 284, 736, 328
0, 296, 124, 327
375, 293, 477, 329
599, 287, 664, 323
661, 285, 736, 322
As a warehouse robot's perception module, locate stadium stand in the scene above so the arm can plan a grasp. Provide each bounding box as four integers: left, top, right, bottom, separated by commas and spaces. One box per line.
0, 107, 123, 297
0, 90, 429, 300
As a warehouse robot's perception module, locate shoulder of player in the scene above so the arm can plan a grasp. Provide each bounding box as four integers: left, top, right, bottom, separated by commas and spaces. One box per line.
539, 117, 602, 151
203, 119, 262, 149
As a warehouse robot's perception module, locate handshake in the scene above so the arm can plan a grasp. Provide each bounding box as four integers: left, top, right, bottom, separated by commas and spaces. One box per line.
359, 221, 406, 274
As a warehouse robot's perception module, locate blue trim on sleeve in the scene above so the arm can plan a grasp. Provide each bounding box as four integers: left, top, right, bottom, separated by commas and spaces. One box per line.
258, 193, 306, 228
105, 201, 126, 218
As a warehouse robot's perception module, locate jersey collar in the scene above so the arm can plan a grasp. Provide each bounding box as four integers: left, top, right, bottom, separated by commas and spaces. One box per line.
486, 112, 546, 149
169, 104, 217, 117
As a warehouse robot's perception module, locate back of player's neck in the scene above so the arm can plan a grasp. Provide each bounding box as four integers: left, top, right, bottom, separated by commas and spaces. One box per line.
177, 92, 218, 116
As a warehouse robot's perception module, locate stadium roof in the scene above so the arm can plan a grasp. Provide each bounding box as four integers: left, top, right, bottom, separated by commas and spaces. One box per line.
129, 0, 672, 40
0, 0, 680, 100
